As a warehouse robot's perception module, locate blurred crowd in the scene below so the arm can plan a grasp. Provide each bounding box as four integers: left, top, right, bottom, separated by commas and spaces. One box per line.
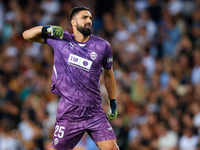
1, 0, 200, 149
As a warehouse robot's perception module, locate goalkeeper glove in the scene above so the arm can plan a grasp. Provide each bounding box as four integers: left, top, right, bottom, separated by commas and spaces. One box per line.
106, 98, 117, 121
42, 25, 64, 39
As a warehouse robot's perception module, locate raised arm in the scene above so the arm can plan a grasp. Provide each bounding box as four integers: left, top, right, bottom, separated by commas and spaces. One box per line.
104, 68, 117, 121
22, 26, 44, 43
22, 25, 64, 43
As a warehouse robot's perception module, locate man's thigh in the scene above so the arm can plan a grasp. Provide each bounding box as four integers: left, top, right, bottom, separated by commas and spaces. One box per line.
51, 120, 85, 150
86, 107, 116, 144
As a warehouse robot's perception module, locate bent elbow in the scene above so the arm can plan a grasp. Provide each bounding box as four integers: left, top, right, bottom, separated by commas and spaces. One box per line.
22, 31, 28, 40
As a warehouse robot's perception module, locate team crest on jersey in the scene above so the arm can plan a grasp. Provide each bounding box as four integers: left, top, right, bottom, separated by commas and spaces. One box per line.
54, 138, 59, 145
90, 52, 97, 61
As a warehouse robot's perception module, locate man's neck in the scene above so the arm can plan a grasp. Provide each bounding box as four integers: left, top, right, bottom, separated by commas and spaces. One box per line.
74, 31, 90, 43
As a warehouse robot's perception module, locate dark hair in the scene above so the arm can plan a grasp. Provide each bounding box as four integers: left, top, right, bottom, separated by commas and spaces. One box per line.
69, 6, 90, 21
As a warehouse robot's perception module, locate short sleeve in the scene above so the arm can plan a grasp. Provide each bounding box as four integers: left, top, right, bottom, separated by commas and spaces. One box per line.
42, 31, 70, 47
42, 33, 59, 47
102, 42, 113, 70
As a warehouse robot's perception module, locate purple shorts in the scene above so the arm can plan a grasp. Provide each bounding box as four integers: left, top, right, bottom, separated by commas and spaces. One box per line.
51, 98, 116, 150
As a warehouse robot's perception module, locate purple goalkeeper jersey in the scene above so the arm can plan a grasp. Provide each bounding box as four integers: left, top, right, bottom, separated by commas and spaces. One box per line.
43, 31, 113, 107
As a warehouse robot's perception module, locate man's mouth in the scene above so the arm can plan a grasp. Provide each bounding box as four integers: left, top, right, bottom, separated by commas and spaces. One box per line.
85, 24, 91, 29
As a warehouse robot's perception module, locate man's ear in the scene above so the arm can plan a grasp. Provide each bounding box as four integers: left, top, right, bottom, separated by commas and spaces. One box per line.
71, 19, 76, 27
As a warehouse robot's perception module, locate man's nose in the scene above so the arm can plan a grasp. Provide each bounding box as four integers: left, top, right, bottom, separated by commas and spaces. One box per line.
86, 18, 92, 23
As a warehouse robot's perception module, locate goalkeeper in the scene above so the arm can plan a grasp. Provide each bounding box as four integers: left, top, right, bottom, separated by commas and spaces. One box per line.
22, 6, 118, 150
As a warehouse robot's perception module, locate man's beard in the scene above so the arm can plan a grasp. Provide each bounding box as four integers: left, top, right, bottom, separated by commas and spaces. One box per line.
76, 23, 91, 36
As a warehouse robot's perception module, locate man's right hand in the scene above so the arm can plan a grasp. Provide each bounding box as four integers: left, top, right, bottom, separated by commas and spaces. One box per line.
42, 25, 64, 39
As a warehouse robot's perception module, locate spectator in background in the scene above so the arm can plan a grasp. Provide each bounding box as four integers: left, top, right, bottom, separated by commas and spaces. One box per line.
159, 8, 181, 56
157, 122, 178, 150
102, 12, 115, 40
175, 35, 193, 58
0, 119, 24, 150
191, 48, 200, 85
147, 0, 162, 24
167, 0, 184, 17
142, 47, 155, 78
131, 70, 148, 104
137, 9, 157, 40
179, 128, 199, 150
190, 102, 200, 135
134, 0, 149, 13
192, 22, 200, 48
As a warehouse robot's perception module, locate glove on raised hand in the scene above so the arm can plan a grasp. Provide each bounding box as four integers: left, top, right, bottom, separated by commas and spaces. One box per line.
42, 25, 64, 39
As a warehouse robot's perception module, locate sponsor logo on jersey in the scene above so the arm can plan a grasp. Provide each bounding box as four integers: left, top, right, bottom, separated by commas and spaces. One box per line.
54, 138, 59, 145
90, 52, 97, 61
68, 54, 92, 71
107, 57, 113, 62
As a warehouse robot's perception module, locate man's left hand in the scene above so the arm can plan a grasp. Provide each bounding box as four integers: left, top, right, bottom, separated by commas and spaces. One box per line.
106, 99, 117, 121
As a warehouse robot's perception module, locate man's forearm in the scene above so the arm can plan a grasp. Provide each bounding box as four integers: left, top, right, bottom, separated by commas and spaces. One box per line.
104, 69, 117, 121
104, 69, 116, 99
22, 26, 43, 43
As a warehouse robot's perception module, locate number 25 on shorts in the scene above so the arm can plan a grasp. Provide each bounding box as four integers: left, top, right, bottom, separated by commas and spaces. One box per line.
54, 125, 65, 138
